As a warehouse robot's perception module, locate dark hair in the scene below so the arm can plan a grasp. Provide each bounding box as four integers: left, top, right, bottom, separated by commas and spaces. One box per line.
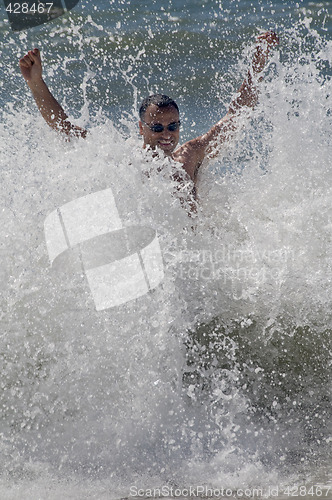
139, 94, 179, 120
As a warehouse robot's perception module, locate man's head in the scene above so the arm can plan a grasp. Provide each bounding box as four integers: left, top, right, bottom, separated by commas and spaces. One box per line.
139, 94, 180, 155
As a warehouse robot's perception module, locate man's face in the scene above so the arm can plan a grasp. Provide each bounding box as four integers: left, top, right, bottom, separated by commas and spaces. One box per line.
139, 104, 180, 156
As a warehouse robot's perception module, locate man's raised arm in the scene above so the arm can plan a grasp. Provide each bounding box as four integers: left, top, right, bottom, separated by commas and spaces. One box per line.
19, 48, 87, 138
175, 31, 279, 183
228, 31, 279, 112
202, 31, 279, 154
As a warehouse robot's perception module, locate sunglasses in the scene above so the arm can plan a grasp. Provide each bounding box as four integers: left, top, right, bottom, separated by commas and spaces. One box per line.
142, 121, 181, 133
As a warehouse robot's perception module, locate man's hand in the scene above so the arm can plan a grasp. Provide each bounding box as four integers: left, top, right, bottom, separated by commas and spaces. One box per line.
252, 31, 279, 74
19, 48, 42, 85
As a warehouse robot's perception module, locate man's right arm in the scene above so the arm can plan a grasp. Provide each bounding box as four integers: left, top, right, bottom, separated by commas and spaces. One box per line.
19, 48, 87, 138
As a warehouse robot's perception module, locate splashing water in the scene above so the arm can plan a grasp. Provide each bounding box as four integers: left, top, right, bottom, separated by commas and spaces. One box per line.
0, 3, 331, 499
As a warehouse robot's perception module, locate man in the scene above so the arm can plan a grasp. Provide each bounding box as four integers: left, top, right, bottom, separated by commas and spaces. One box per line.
19, 32, 278, 189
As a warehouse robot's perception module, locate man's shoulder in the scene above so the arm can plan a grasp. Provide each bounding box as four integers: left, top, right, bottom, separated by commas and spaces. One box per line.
174, 134, 207, 160
176, 134, 205, 152
173, 137, 205, 182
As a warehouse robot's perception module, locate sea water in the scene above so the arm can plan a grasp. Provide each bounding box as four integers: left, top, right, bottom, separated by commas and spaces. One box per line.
0, 0, 331, 499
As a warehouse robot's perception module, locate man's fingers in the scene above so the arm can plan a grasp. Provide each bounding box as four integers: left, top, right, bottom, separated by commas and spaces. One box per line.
257, 31, 279, 45
251, 31, 279, 74
28, 50, 38, 62
20, 54, 33, 67
29, 48, 41, 62
19, 48, 41, 66
267, 32, 279, 45
19, 58, 29, 68
19, 53, 33, 66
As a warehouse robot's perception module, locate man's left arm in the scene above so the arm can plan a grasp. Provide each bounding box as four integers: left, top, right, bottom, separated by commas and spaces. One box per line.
175, 31, 279, 183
